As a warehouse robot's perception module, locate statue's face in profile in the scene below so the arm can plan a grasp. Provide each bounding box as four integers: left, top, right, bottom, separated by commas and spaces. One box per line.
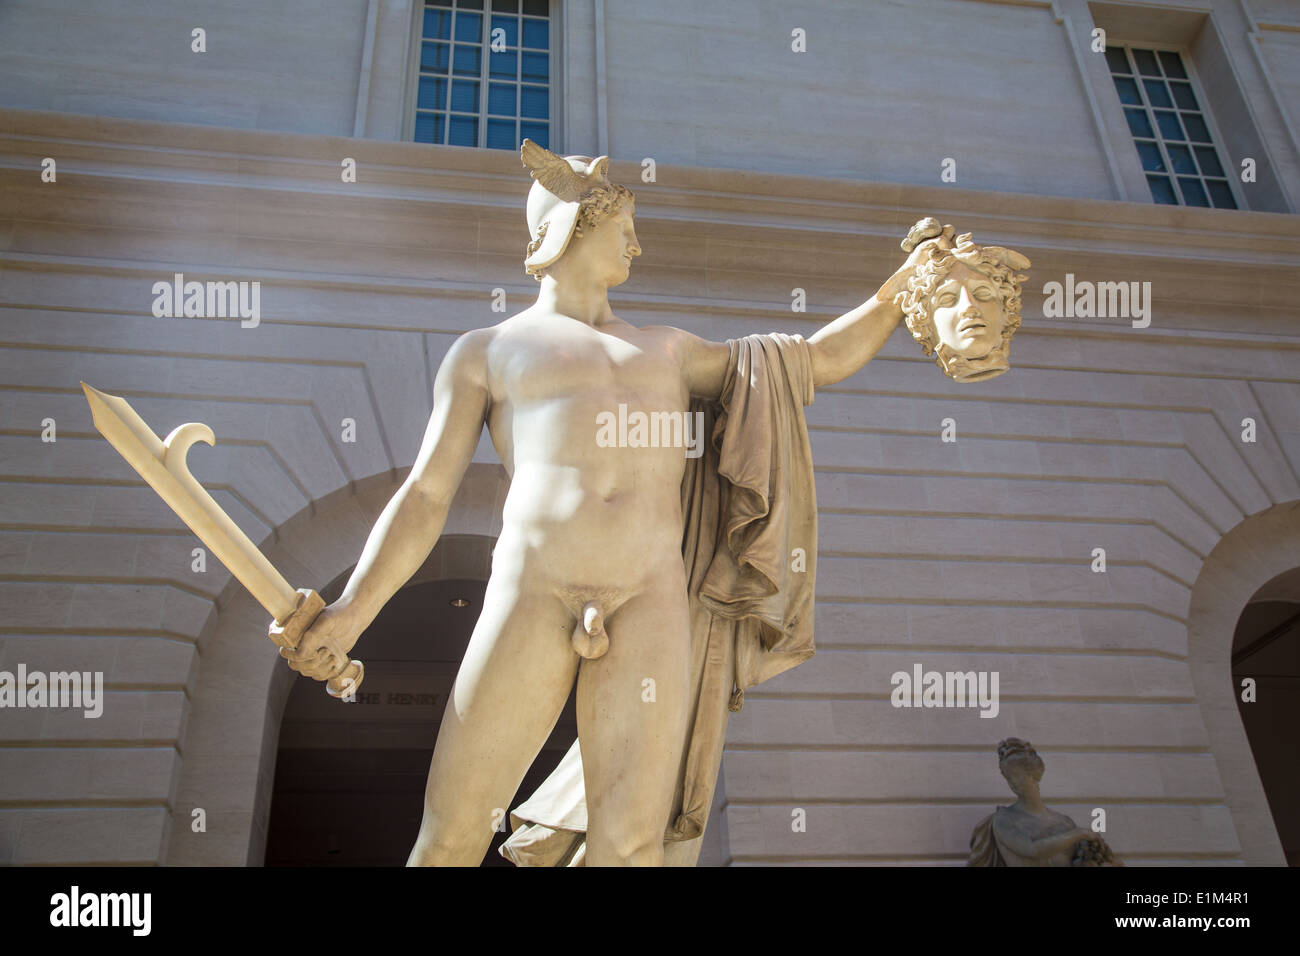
1000, 753, 1044, 797
560, 200, 640, 288
929, 262, 1006, 360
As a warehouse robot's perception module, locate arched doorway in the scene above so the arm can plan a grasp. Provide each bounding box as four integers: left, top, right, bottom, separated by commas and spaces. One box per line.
263, 537, 577, 866
1230, 569, 1300, 866
1187, 501, 1300, 865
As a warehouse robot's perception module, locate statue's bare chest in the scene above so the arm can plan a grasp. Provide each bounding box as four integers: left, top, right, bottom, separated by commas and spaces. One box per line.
489, 318, 684, 406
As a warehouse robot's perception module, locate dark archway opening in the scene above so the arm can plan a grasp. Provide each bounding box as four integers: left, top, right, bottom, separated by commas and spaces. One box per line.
1232, 594, 1300, 866
264, 576, 576, 866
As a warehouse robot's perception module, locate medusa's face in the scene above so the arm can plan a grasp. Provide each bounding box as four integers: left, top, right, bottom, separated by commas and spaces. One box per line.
929, 262, 1006, 359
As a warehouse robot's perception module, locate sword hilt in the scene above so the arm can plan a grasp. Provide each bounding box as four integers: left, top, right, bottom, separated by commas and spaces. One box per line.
268, 588, 366, 699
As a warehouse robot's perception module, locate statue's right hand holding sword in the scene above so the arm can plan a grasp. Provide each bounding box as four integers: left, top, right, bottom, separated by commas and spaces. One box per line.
271, 591, 366, 689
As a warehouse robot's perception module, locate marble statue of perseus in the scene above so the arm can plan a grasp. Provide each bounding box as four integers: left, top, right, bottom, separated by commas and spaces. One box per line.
276, 140, 1031, 866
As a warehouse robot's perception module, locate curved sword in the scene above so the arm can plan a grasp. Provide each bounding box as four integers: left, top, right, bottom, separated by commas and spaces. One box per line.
81, 382, 364, 698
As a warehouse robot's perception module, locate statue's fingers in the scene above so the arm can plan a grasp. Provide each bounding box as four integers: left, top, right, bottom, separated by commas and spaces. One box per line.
279, 643, 318, 666
299, 647, 339, 681
280, 643, 328, 678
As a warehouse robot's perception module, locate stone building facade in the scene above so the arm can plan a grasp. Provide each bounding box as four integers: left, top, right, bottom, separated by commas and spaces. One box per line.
0, 0, 1297, 865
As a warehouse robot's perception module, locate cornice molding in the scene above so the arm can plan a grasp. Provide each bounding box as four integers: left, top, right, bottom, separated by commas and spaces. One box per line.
2, 108, 1297, 336
3, 108, 1294, 239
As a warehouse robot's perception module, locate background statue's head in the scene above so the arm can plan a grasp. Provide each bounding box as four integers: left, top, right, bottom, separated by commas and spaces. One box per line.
997, 737, 1045, 797
896, 225, 1031, 383
520, 139, 637, 283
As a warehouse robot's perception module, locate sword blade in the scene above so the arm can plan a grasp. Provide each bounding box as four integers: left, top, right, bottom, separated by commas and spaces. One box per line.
81, 381, 299, 624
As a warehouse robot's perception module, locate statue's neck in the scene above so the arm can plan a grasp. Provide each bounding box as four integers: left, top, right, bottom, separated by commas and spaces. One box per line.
536, 275, 614, 327
1011, 788, 1047, 815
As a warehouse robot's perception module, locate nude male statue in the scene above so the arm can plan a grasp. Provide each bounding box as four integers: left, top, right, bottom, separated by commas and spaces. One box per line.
276, 142, 993, 866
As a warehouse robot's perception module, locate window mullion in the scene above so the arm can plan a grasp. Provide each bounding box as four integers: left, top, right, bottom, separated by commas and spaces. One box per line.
478, 5, 490, 149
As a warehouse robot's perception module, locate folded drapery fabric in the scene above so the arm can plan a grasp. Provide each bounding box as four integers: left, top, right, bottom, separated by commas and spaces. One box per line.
500, 332, 818, 867
966, 814, 1007, 867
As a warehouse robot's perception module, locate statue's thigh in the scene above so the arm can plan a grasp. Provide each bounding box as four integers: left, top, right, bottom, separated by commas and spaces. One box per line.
576, 577, 691, 848
422, 581, 579, 825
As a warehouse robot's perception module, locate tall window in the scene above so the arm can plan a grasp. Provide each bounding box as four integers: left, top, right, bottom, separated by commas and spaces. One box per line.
413, 0, 552, 150
1105, 45, 1237, 209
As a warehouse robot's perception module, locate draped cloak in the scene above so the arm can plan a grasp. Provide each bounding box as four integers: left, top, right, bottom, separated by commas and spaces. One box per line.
500, 332, 818, 866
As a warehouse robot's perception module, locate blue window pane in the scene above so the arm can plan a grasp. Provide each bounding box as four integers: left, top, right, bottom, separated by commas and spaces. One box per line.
455, 11, 482, 42
1158, 50, 1187, 79
449, 115, 478, 146
522, 17, 548, 49
1182, 113, 1211, 143
1194, 146, 1223, 178
414, 112, 445, 144
1154, 110, 1184, 140
522, 0, 547, 15
1104, 47, 1130, 73
417, 76, 448, 111
486, 118, 516, 150
521, 50, 548, 83
490, 15, 518, 47
1206, 180, 1236, 209
1133, 48, 1161, 76
1143, 80, 1171, 108
1147, 175, 1177, 204
423, 9, 452, 39
421, 41, 450, 71
1166, 144, 1196, 175
521, 85, 548, 119
488, 82, 516, 116
452, 43, 481, 76
520, 121, 548, 148
1178, 177, 1209, 207
450, 79, 479, 112
490, 48, 517, 79
1169, 81, 1197, 110
1112, 76, 1140, 105
1125, 108, 1153, 138
1135, 141, 1164, 172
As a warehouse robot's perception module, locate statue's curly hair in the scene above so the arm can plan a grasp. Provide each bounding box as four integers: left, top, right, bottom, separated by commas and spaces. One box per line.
574, 183, 635, 236
897, 234, 1028, 359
